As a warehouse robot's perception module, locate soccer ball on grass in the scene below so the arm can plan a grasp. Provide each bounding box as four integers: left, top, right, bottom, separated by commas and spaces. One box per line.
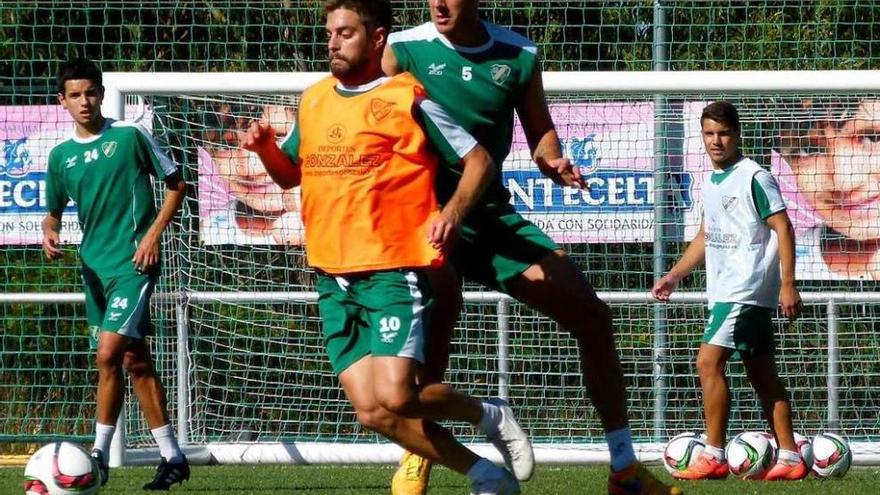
23, 442, 100, 495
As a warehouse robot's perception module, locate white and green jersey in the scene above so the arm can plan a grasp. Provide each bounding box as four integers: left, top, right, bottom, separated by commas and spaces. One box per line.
389, 21, 538, 211
45, 118, 178, 277
702, 157, 787, 308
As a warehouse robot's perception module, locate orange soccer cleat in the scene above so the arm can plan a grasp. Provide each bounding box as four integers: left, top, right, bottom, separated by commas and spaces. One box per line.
672, 452, 729, 480
763, 459, 810, 481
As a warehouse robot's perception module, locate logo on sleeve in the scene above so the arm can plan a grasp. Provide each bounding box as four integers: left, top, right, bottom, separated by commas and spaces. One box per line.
491, 64, 512, 85
101, 141, 118, 158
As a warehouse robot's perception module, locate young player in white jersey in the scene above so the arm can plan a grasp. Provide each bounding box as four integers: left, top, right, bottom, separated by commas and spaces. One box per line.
653, 101, 809, 481
41, 58, 190, 490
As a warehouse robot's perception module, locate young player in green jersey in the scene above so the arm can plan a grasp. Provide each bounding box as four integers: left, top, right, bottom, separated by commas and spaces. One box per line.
653, 102, 808, 481
41, 58, 190, 491
382, 1, 681, 494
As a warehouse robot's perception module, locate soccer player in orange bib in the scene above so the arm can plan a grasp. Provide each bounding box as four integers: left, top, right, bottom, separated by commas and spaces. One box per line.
243, 1, 530, 494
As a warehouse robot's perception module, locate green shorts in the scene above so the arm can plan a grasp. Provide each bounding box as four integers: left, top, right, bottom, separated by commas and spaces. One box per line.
316, 269, 433, 375
453, 208, 559, 292
703, 302, 775, 359
82, 266, 156, 349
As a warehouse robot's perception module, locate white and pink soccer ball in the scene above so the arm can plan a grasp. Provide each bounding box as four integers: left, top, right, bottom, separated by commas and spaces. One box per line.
811, 432, 852, 478
23, 442, 100, 495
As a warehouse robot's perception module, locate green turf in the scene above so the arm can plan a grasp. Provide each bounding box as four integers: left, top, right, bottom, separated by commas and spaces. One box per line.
5, 464, 880, 494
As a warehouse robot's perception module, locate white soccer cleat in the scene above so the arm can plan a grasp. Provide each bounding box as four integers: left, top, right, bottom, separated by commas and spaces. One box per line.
485, 397, 535, 481
470, 466, 521, 495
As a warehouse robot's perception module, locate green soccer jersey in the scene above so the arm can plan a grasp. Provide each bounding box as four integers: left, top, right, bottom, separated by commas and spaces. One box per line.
45, 118, 178, 277
389, 21, 538, 212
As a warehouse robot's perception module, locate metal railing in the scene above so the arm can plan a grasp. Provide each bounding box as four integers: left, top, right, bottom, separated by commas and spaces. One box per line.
4, 290, 878, 464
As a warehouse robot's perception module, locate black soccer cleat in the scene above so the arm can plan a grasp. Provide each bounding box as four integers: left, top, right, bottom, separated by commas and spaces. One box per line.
142, 456, 190, 491
90, 449, 109, 486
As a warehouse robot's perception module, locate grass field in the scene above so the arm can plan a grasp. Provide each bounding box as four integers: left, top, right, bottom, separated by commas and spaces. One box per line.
5, 464, 880, 495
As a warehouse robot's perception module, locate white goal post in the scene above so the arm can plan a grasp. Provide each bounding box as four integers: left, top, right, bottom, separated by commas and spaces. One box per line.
94, 70, 880, 466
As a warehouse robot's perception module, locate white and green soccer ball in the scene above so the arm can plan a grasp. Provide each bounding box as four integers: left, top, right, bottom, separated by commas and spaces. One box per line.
663, 432, 707, 474
725, 431, 774, 479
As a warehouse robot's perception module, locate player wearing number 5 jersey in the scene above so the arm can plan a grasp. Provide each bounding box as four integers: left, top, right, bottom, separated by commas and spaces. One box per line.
243, 2, 531, 494
41, 58, 189, 490
382, 1, 681, 493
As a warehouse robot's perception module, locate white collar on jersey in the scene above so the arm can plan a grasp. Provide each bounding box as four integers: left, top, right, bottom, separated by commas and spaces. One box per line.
335, 76, 390, 93
711, 156, 747, 174
433, 20, 495, 53
70, 117, 114, 144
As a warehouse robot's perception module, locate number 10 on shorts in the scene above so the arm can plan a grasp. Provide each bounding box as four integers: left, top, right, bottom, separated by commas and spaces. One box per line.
379, 316, 400, 344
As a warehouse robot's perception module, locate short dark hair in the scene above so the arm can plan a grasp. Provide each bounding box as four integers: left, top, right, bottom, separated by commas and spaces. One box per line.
700, 101, 740, 134
57, 58, 103, 94
324, 0, 392, 33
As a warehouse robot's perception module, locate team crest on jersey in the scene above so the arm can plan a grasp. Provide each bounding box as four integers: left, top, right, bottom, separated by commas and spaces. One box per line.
65, 156, 78, 168
370, 98, 394, 121
491, 64, 512, 85
327, 124, 346, 144
101, 141, 118, 158
722, 195, 739, 211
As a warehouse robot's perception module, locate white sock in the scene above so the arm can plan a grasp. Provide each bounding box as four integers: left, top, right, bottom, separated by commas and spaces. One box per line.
477, 401, 503, 437
466, 458, 499, 483
704, 444, 725, 461
93, 423, 116, 455
150, 424, 184, 463
778, 448, 801, 464
605, 426, 637, 472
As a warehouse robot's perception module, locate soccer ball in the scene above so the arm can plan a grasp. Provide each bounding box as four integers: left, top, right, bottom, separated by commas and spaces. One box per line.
725, 431, 774, 479
663, 432, 707, 474
758, 432, 778, 464
811, 432, 852, 478
23, 442, 100, 495
768, 432, 814, 469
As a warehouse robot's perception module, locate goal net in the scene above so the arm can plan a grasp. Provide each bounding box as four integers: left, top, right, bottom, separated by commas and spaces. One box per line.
4, 70, 880, 464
